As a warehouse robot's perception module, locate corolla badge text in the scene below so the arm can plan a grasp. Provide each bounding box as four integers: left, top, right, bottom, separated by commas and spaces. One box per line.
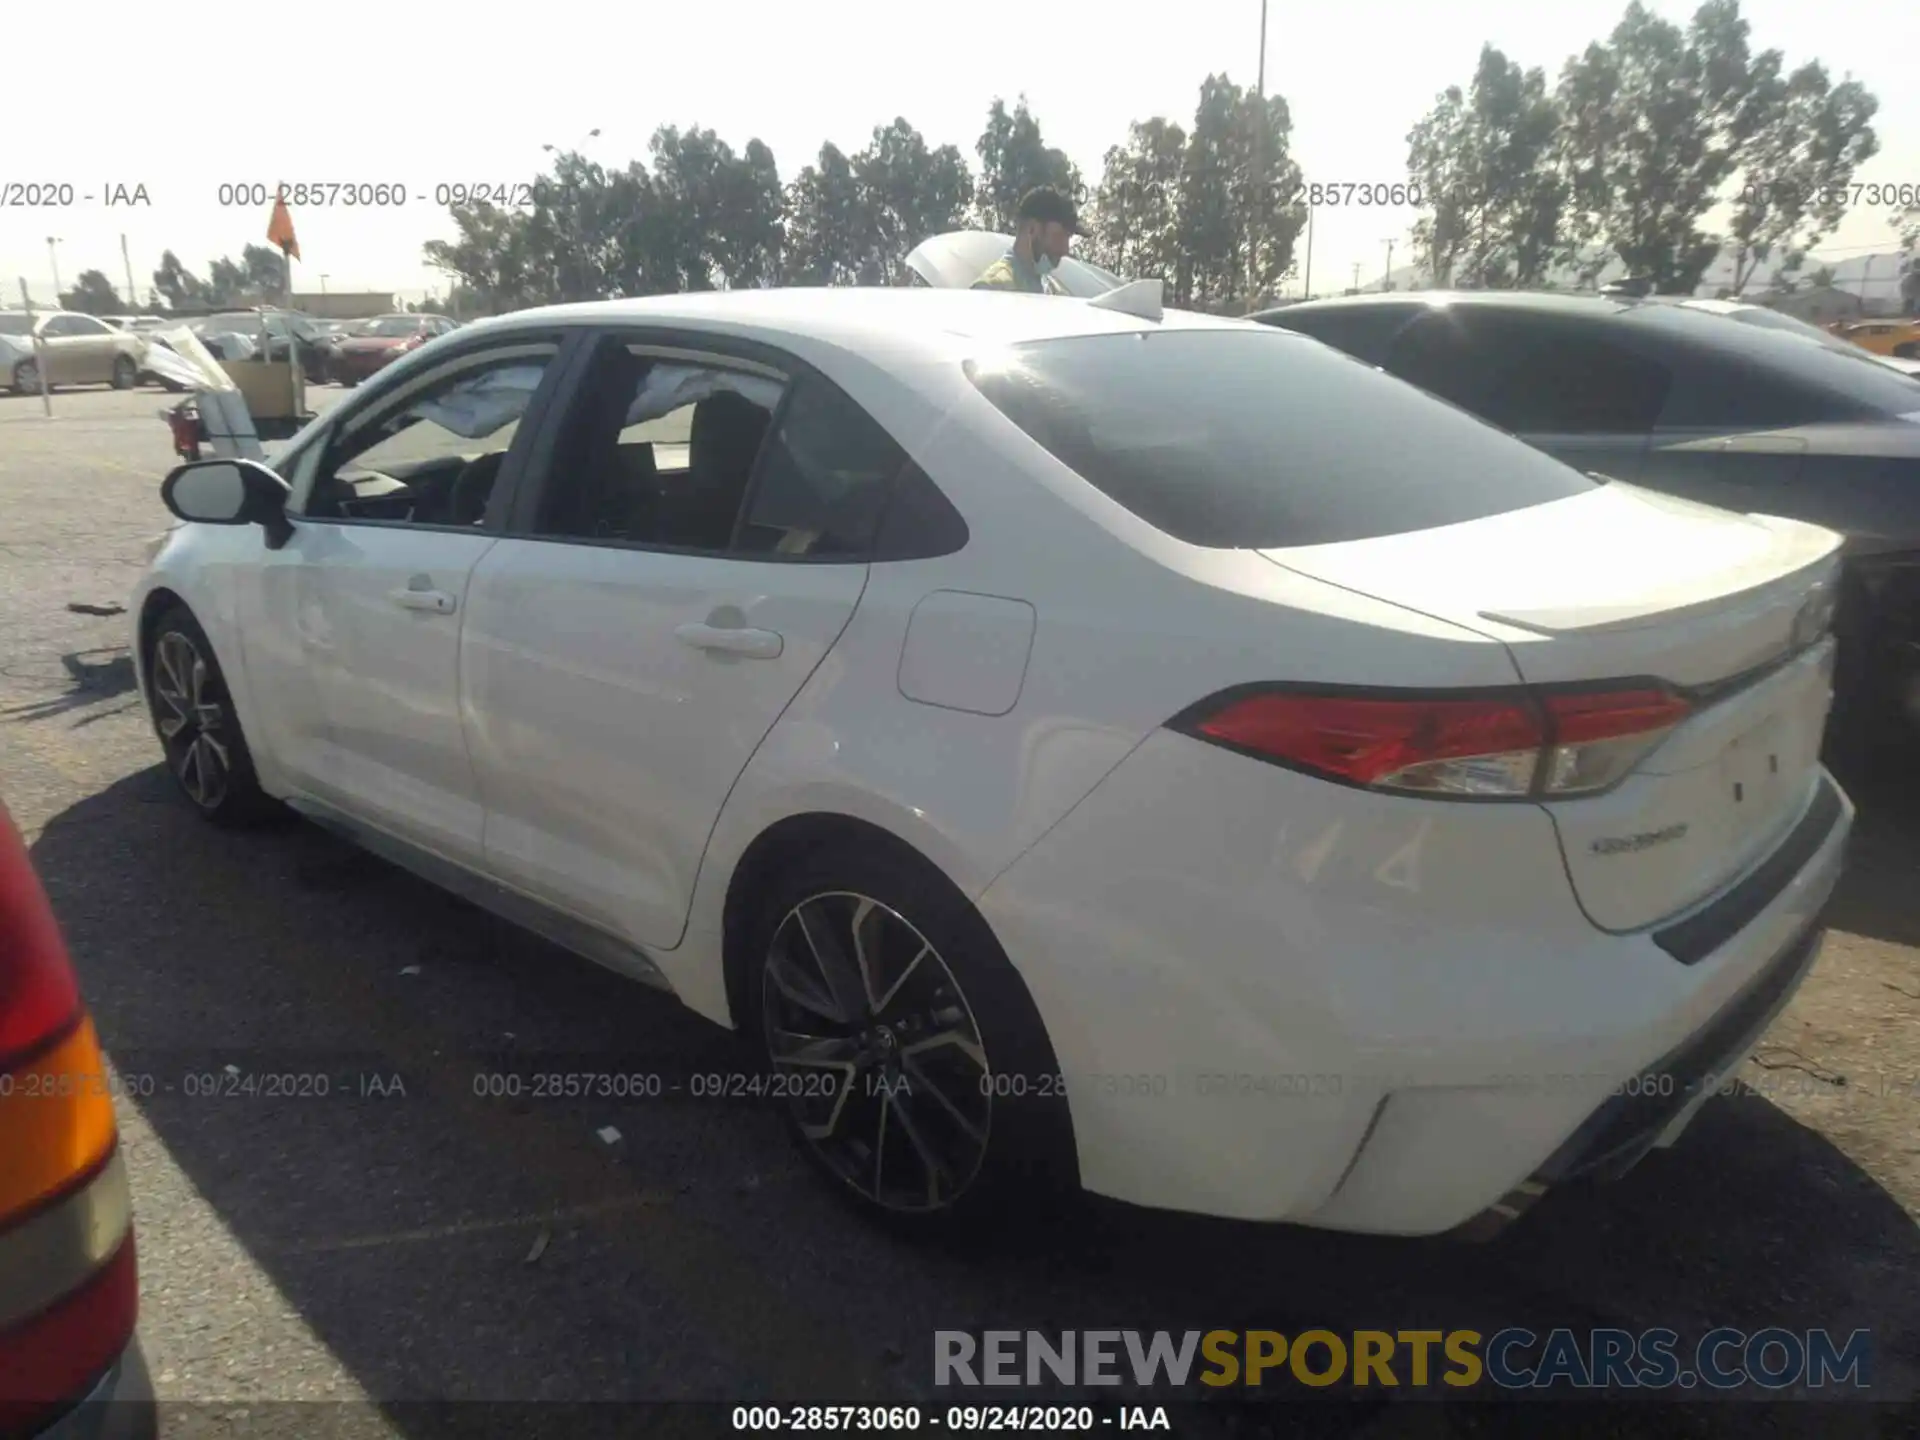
1591, 822, 1690, 856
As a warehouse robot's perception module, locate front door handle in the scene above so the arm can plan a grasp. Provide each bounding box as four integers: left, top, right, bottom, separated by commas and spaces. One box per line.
390, 586, 457, 615
674, 622, 783, 659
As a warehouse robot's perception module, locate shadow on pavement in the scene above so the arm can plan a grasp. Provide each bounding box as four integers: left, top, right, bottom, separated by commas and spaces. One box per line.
0, 645, 140, 726
26, 768, 1918, 1437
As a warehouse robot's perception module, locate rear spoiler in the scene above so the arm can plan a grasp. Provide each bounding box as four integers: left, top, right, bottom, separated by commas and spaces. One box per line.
1085, 280, 1164, 322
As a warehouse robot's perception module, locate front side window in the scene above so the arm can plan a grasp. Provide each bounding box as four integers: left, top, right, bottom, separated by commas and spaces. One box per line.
302, 346, 558, 525
965, 327, 1596, 549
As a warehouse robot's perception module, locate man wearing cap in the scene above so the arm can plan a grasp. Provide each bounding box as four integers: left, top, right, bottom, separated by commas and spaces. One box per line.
973, 187, 1078, 295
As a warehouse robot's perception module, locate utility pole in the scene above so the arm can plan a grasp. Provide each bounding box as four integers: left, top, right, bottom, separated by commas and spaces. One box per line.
1382, 238, 1396, 291
45, 237, 62, 300
1351, 260, 1361, 295
120, 236, 138, 314
1301, 211, 1313, 299
1248, 0, 1267, 310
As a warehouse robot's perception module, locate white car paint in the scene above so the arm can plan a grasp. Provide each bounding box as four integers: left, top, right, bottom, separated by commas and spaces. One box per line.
133, 287, 1853, 1234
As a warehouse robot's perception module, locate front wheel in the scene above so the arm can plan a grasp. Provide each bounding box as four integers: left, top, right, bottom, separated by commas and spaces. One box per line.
145, 606, 281, 826
745, 843, 1077, 1231
111, 354, 138, 389
11, 358, 39, 394
1893, 342, 1920, 359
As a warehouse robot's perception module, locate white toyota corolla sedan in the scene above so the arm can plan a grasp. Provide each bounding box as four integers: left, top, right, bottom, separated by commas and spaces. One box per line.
131, 284, 1853, 1236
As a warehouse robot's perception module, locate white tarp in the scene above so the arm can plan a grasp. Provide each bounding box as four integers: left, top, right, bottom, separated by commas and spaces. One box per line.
197, 390, 265, 460
401, 359, 783, 443
903, 232, 1128, 298
621, 363, 782, 429
410, 363, 548, 438
146, 327, 235, 392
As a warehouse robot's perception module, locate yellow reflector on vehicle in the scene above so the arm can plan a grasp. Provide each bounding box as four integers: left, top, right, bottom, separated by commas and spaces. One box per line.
0, 1016, 120, 1225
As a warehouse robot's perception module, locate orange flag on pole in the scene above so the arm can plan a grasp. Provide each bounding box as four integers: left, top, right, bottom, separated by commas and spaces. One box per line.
266, 192, 300, 261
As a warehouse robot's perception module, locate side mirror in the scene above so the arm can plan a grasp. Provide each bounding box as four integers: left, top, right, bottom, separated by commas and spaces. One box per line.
160, 459, 294, 546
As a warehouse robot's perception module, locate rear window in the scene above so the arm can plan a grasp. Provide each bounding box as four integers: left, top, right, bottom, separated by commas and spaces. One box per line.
1623, 305, 1920, 424
963, 328, 1598, 548
1258, 304, 1421, 365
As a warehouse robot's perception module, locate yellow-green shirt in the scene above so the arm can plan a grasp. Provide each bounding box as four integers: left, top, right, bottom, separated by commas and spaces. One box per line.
972, 249, 1068, 295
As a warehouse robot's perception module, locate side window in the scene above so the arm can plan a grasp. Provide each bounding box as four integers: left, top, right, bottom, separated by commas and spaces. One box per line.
528, 344, 784, 550
44, 315, 92, 337
303, 345, 559, 526
1658, 359, 1827, 430
1384, 311, 1510, 418
1390, 312, 1668, 435
1265, 306, 1420, 366
732, 378, 905, 558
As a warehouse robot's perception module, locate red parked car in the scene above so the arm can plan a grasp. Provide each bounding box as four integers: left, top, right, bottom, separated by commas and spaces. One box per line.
325, 313, 458, 385
0, 801, 153, 1440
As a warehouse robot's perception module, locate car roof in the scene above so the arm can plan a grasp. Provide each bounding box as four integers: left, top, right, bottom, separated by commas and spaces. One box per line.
1257, 290, 1641, 322
458, 287, 1255, 361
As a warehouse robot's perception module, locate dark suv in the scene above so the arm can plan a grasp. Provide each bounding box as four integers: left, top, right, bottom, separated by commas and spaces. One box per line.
1251, 292, 1920, 741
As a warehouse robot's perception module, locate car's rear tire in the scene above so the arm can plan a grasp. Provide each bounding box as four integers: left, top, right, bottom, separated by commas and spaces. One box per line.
742, 839, 1078, 1235
12, 358, 40, 394
1893, 342, 1920, 359
144, 605, 281, 827
111, 355, 137, 389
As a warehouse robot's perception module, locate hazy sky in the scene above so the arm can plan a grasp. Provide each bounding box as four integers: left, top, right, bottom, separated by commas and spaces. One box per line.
2, 0, 1912, 308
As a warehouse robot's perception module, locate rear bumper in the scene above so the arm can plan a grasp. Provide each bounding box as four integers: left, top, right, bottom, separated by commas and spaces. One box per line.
976, 732, 1854, 1234
33, 1339, 155, 1440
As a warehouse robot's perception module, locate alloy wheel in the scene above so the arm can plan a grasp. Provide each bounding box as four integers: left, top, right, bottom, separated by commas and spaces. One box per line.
13, 360, 38, 393
151, 631, 231, 810
763, 891, 992, 1212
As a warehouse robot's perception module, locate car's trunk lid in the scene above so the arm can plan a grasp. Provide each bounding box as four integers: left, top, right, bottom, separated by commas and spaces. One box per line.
1262, 483, 1844, 932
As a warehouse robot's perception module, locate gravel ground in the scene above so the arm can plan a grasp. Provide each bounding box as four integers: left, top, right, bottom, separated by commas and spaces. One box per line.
1, 386, 1915, 1438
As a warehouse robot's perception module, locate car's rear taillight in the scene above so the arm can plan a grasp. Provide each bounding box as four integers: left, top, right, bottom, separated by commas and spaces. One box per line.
0, 805, 136, 1430
1172, 684, 1690, 800
0, 1231, 138, 1433
0, 807, 80, 1070
1538, 687, 1691, 795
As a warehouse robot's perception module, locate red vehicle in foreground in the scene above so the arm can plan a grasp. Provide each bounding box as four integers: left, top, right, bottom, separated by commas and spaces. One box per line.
326, 313, 458, 385
0, 802, 154, 1440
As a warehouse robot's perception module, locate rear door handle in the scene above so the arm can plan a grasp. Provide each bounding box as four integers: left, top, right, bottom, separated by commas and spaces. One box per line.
390, 586, 457, 615
674, 622, 783, 659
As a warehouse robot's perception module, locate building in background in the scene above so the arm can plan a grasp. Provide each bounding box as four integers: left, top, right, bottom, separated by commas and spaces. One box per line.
291, 291, 395, 320
1757, 284, 1872, 326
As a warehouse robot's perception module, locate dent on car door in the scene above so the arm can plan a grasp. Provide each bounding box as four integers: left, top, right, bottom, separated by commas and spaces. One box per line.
252, 340, 568, 860
461, 338, 901, 954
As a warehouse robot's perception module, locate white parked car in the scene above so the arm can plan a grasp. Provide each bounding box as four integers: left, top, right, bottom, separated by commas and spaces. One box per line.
132, 287, 1853, 1235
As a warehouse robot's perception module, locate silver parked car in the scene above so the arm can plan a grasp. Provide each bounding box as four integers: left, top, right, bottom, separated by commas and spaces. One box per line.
0, 311, 149, 393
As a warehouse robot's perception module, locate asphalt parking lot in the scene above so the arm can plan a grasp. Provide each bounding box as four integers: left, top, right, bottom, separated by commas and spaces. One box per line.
2, 387, 1917, 1437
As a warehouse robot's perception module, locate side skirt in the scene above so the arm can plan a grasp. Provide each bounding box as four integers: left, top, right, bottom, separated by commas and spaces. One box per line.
284, 796, 676, 995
